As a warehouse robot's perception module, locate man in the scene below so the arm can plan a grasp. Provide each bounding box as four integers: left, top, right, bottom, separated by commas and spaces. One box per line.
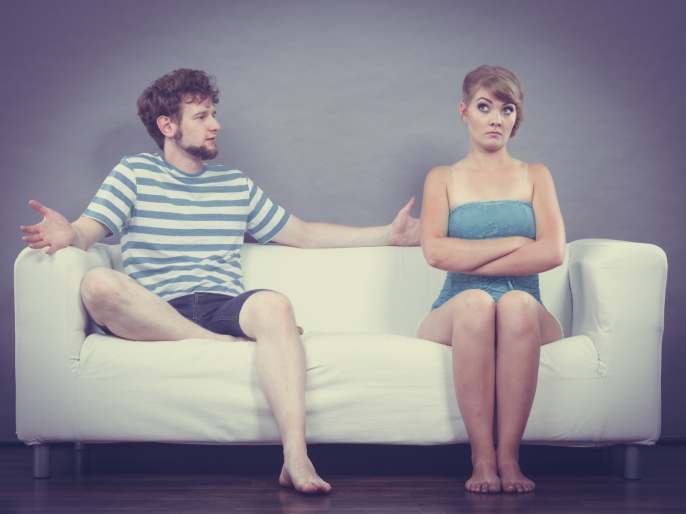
21, 69, 419, 494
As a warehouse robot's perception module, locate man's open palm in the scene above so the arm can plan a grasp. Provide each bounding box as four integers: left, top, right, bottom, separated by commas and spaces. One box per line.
21, 200, 75, 255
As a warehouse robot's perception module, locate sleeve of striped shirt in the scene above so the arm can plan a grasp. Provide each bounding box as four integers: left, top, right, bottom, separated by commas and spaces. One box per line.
82, 160, 137, 237
245, 177, 291, 244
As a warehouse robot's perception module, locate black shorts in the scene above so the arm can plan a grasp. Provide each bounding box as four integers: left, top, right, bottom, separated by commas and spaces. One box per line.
96, 289, 269, 339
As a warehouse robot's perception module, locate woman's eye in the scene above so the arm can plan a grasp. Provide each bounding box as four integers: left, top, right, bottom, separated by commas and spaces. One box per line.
478, 103, 489, 112
503, 107, 514, 114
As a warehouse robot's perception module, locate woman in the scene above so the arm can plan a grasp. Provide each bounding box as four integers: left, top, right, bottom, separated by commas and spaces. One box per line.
418, 65, 565, 494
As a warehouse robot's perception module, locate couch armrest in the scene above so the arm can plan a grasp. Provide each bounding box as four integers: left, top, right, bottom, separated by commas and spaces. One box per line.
568, 239, 667, 442
14, 245, 113, 443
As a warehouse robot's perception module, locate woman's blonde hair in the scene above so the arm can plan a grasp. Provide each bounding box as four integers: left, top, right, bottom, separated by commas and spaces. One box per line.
462, 65, 524, 137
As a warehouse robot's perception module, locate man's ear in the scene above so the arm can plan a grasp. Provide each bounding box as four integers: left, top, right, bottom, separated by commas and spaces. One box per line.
157, 116, 176, 138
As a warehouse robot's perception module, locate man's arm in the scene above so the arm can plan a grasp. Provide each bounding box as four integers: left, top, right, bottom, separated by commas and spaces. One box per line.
270, 198, 421, 249
420, 167, 535, 272
21, 200, 109, 254
465, 164, 566, 276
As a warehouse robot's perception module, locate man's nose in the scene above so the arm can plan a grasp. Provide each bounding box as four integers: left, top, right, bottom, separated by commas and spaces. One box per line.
210, 118, 221, 131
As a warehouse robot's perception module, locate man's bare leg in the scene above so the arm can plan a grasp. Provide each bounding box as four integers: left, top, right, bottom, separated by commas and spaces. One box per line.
80, 267, 245, 342
239, 291, 331, 494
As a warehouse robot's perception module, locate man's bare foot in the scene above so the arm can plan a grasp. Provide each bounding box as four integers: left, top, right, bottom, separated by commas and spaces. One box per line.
465, 460, 501, 493
498, 460, 535, 493
279, 452, 331, 494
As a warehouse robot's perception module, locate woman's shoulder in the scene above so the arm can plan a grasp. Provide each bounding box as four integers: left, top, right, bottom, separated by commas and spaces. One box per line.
427, 160, 467, 178
424, 165, 454, 186
524, 162, 554, 183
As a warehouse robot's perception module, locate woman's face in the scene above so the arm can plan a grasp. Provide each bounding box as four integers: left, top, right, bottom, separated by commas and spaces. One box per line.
460, 87, 517, 150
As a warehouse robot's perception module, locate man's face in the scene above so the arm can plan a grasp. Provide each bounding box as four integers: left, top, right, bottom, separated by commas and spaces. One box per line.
174, 97, 221, 160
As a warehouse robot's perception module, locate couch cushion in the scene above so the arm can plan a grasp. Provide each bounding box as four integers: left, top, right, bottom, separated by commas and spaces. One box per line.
73, 331, 603, 444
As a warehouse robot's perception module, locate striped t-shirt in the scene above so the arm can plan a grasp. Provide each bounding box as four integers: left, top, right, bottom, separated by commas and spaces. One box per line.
83, 153, 291, 301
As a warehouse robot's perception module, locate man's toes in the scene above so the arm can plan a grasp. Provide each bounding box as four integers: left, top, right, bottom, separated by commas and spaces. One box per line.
297, 480, 319, 494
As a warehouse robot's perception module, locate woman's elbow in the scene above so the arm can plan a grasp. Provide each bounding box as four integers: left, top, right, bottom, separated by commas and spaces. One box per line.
550, 243, 566, 268
422, 246, 442, 269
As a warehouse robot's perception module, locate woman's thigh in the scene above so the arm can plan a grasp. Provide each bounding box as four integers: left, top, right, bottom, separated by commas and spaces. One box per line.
537, 303, 563, 345
416, 289, 496, 346
495, 290, 563, 346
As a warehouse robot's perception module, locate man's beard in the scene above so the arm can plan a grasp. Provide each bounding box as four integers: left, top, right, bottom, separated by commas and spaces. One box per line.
183, 142, 219, 160
175, 130, 219, 160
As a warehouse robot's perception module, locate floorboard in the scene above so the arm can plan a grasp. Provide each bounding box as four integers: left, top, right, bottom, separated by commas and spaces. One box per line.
0, 443, 684, 513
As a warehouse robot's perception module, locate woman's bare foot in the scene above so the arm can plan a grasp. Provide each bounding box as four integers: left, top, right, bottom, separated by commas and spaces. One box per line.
279, 452, 331, 494
498, 460, 535, 493
465, 460, 501, 493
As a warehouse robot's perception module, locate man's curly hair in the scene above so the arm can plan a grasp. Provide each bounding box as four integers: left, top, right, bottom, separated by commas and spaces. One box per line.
137, 69, 220, 150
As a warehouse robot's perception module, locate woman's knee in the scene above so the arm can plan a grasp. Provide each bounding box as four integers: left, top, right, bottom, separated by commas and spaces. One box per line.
445, 289, 495, 334
452, 289, 495, 318
496, 290, 539, 335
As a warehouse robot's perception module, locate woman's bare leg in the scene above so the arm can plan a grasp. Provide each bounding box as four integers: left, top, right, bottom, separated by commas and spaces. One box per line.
417, 289, 499, 493
494, 290, 563, 493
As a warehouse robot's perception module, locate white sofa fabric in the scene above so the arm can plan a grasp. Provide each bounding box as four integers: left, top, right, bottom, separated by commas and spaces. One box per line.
14, 240, 666, 471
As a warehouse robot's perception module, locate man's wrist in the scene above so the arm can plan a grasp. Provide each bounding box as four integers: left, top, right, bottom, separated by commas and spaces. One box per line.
69, 224, 84, 250
385, 224, 396, 246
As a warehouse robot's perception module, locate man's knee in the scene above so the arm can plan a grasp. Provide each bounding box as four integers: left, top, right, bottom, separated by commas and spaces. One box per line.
245, 291, 294, 319
80, 267, 128, 310
240, 291, 296, 335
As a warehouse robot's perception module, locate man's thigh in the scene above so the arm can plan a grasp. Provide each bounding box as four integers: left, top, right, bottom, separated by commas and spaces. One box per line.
198, 289, 271, 339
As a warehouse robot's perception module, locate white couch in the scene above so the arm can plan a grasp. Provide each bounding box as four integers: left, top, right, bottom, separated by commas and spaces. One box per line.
14, 239, 667, 479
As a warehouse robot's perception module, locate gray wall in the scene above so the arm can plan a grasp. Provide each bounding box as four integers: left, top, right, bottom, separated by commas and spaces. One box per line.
2, 0, 685, 441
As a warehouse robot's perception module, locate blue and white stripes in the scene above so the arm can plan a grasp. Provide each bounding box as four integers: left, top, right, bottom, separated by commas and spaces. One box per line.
83, 153, 291, 300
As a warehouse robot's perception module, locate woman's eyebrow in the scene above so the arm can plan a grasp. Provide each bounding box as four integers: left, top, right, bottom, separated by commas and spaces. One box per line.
476, 97, 492, 103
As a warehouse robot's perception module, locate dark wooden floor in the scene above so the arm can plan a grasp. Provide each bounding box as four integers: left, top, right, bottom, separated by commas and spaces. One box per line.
1, 442, 684, 513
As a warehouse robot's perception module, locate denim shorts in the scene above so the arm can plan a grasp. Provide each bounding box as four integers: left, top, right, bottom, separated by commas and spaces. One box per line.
97, 289, 269, 338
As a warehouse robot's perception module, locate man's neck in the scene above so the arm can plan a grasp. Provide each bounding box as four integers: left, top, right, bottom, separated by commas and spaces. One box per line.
162, 144, 204, 174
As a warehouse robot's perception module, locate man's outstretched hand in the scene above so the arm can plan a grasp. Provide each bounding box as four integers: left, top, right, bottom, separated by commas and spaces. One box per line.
389, 197, 421, 246
21, 200, 76, 255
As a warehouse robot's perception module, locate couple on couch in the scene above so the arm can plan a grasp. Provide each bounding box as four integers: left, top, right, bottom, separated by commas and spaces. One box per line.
21, 65, 565, 494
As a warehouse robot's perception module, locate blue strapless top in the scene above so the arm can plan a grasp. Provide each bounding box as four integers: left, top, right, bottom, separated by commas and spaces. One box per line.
431, 200, 543, 311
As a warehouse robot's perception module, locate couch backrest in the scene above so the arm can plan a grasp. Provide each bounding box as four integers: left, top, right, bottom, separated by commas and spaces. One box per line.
105, 243, 572, 338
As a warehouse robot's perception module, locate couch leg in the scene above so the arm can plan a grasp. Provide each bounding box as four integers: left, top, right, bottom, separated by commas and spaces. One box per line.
75, 442, 88, 474
624, 444, 642, 480
33, 444, 51, 478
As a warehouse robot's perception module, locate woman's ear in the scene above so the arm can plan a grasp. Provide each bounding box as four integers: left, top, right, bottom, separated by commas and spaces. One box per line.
459, 101, 468, 123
